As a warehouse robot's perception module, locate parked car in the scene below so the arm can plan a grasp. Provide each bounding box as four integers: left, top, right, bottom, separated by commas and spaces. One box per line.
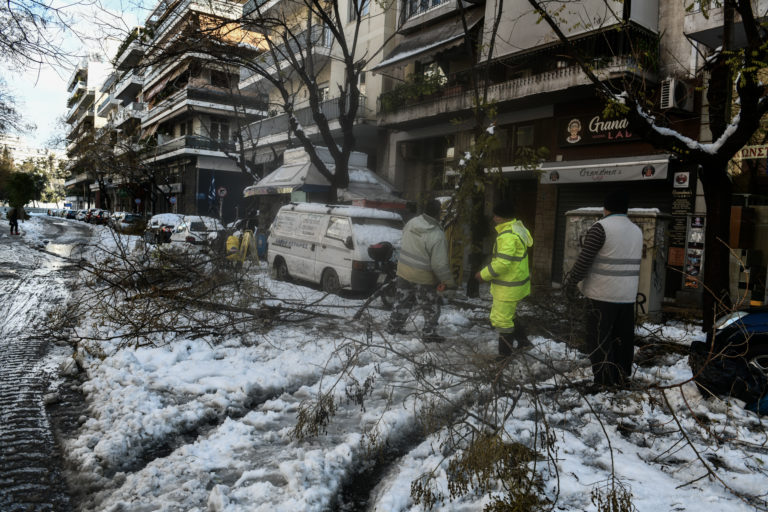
110, 211, 128, 227
169, 215, 225, 248
76, 210, 88, 221
115, 213, 146, 235
64, 209, 77, 219
144, 213, 184, 244
93, 210, 110, 225
267, 203, 403, 294
85, 208, 101, 223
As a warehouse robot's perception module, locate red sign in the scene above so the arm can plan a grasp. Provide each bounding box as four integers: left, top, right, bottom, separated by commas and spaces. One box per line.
217, 187, 228, 198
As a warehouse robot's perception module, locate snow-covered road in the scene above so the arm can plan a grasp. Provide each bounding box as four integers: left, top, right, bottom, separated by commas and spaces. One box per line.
9, 215, 768, 512
0, 218, 86, 511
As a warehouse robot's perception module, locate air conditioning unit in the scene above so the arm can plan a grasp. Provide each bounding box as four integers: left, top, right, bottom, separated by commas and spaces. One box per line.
660, 78, 694, 112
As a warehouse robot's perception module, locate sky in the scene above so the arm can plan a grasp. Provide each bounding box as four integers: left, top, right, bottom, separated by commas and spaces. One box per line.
3, 0, 145, 148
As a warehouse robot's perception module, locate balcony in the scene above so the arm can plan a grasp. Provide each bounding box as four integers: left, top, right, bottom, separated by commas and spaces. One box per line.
148, 0, 243, 44
243, 0, 273, 16
240, 95, 371, 149
97, 94, 121, 117
115, 39, 145, 70
66, 63, 87, 92
115, 71, 143, 102
239, 25, 333, 89
378, 56, 647, 126
684, 0, 768, 49
114, 102, 146, 127
66, 88, 95, 124
143, 135, 236, 162
114, 140, 144, 157
143, 86, 268, 127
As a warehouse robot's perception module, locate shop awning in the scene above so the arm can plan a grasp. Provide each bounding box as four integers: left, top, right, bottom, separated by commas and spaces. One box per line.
370, 9, 484, 73
243, 161, 328, 196
243, 147, 404, 203
538, 154, 670, 184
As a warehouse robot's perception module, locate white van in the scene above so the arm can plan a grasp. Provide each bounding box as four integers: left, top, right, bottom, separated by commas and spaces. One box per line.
267, 203, 403, 293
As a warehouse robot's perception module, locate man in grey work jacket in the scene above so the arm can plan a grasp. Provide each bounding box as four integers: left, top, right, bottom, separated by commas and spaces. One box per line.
387, 199, 456, 343
564, 190, 642, 387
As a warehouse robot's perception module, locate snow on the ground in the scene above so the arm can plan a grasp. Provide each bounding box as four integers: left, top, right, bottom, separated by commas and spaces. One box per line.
16, 215, 768, 511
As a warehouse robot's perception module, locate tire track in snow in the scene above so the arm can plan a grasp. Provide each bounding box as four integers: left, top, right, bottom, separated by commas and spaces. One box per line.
0, 237, 77, 511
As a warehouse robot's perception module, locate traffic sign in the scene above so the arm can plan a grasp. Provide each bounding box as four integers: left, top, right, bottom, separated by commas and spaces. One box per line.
217, 187, 228, 198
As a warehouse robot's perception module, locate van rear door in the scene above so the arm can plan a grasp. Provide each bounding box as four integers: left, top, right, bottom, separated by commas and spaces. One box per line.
314, 215, 353, 287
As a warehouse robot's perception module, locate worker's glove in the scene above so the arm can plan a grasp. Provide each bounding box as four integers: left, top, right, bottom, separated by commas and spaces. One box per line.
564, 282, 580, 301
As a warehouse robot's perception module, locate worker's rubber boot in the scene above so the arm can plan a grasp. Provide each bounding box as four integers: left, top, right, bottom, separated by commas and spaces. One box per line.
513, 321, 532, 350
498, 332, 515, 358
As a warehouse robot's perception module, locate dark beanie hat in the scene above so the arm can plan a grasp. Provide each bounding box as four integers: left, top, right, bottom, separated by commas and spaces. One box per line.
604, 190, 629, 213
423, 199, 442, 219
492, 202, 515, 219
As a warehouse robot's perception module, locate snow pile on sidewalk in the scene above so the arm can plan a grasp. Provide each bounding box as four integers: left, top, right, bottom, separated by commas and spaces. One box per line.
21, 216, 768, 512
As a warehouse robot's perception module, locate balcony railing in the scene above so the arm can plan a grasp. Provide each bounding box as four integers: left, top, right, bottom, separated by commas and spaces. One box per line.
379, 56, 643, 118
115, 70, 143, 102
150, 135, 236, 157
114, 102, 146, 126
144, 86, 268, 125
66, 89, 95, 124
241, 95, 369, 144
239, 25, 332, 85
97, 95, 121, 117
149, 0, 243, 43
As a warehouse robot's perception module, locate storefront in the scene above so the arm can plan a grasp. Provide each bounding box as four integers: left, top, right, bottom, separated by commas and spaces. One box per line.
539, 153, 697, 301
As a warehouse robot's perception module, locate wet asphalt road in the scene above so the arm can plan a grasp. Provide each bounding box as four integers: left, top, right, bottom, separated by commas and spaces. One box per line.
0, 217, 90, 511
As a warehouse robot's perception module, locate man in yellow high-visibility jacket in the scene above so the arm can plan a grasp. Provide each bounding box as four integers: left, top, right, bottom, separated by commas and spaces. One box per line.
475, 202, 533, 357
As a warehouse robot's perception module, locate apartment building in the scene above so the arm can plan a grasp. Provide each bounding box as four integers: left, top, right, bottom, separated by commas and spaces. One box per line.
237, 0, 397, 177
63, 53, 111, 209
374, 0, 701, 301
135, 0, 267, 221
88, 28, 149, 213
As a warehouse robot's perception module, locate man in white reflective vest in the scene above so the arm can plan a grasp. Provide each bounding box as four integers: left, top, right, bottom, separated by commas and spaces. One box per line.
564, 190, 642, 388
475, 202, 533, 357
387, 199, 456, 343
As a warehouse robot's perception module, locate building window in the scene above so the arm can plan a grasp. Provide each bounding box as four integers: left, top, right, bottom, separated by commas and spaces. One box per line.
319, 85, 330, 102
179, 120, 193, 136
210, 118, 229, 141
515, 125, 534, 148
406, 0, 448, 19
349, 0, 370, 20
210, 70, 230, 88
358, 72, 366, 97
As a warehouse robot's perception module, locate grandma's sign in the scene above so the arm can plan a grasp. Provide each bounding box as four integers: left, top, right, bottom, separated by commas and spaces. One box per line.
558, 114, 640, 146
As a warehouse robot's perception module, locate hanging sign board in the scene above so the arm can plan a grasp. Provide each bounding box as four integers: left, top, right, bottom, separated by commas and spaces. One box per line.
737, 144, 768, 159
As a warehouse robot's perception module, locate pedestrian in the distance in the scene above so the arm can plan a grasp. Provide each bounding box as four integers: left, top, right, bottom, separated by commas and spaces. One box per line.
475, 202, 533, 358
387, 199, 456, 343
7, 207, 19, 235
564, 190, 642, 388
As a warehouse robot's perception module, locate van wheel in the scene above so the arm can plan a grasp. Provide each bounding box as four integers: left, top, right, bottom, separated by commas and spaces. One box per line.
273, 258, 290, 281
321, 269, 341, 294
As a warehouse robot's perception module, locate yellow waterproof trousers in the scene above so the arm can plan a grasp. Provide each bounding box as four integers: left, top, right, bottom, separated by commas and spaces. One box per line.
490, 300, 518, 333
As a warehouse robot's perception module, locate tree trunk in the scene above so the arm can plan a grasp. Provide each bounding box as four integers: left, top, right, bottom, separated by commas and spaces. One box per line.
699, 159, 733, 334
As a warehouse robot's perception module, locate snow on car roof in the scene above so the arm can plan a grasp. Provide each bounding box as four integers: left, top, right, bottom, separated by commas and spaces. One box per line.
149, 213, 184, 226
181, 215, 224, 230
279, 202, 403, 221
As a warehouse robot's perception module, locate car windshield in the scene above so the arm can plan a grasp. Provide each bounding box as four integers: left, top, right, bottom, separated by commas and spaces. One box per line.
190, 222, 215, 232
124, 215, 139, 222
351, 217, 403, 248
